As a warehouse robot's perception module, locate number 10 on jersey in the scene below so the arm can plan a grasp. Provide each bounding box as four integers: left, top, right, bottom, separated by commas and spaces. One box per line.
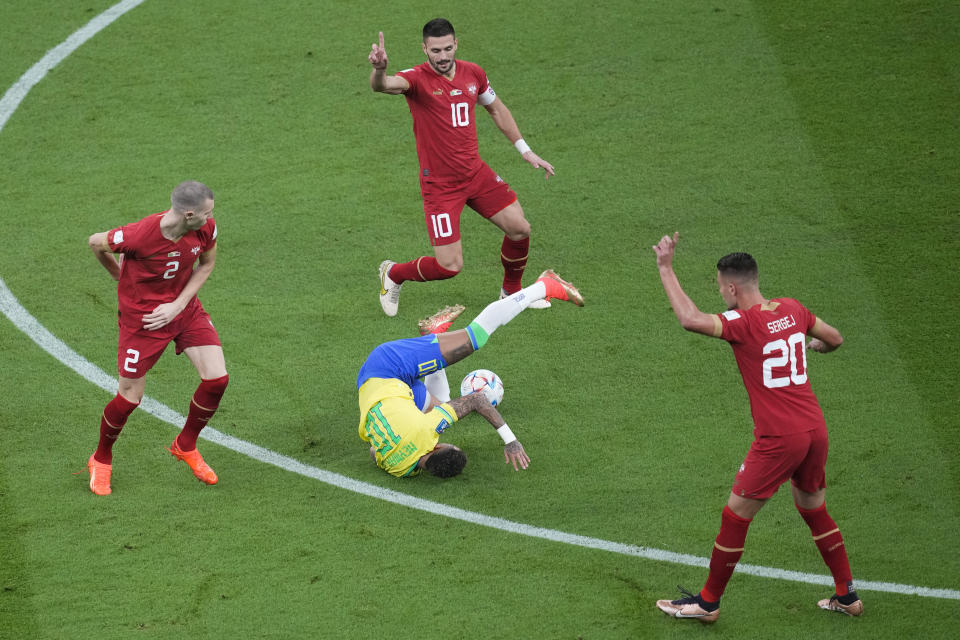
450, 102, 469, 127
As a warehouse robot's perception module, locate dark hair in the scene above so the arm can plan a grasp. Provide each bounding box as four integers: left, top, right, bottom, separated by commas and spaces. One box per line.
423, 447, 467, 478
423, 18, 455, 40
716, 252, 758, 281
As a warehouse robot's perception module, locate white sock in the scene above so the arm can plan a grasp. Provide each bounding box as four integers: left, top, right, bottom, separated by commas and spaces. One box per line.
473, 281, 547, 336
424, 369, 451, 403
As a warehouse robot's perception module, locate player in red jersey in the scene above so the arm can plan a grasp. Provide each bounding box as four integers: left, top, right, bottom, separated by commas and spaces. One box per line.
85, 181, 229, 495
651, 232, 862, 622
368, 18, 555, 316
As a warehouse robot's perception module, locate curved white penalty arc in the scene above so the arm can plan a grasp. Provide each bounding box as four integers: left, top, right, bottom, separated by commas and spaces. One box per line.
0, 0, 150, 133
1, 2, 958, 604
3, 280, 959, 603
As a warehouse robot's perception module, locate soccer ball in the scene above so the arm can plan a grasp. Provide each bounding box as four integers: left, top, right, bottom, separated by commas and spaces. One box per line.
460, 369, 505, 407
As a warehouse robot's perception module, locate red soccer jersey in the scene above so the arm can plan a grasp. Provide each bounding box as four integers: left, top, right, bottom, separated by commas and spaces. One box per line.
107, 212, 218, 330
397, 60, 492, 182
718, 298, 827, 437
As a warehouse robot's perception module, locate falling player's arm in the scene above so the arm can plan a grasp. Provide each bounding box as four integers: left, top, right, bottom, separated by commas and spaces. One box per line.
447, 393, 530, 471
368, 31, 409, 94
483, 96, 555, 178
142, 246, 217, 331
652, 232, 722, 338
807, 318, 843, 353
88, 231, 121, 281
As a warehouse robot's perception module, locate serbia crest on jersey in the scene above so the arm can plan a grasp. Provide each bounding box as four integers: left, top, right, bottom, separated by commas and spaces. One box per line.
397, 60, 494, 181
108, 212, 218, 329
718, 298, 827, 437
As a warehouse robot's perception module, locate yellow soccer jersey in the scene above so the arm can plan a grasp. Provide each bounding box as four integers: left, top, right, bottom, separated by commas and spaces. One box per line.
358, 378, 458, 477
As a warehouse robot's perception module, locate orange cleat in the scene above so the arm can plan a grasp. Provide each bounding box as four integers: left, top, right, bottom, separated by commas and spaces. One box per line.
169, 438, 218, 485
87, 453, 112, 496
418, 304, 466, 335
537, 269, 585, 306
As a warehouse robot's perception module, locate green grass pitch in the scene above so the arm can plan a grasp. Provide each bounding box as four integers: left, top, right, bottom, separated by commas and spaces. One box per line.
1, 1, 958, 638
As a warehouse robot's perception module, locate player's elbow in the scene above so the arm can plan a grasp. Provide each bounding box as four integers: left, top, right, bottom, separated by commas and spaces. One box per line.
88, 233, 105, 252
827, 332, 843, 351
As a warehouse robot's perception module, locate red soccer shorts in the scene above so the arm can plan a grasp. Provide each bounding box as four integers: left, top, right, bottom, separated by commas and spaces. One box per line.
420, 162, 517, 246
731, 427, 828, 500
116, 303, 221, 378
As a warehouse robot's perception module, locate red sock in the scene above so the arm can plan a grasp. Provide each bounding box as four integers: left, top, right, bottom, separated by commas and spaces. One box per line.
701, 506, 752, 603
176, 375, 229, 452
94, 394, 139, 464
389, 257, 459, 284
500, 236, 529, 294
798, 502, 853, 595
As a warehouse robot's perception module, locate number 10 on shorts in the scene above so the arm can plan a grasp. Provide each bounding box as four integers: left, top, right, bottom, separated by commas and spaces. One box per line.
430, 212, 453, 239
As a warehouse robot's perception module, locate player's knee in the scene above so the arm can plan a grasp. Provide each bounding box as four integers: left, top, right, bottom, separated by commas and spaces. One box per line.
436, 255, 463, 274
505, 218, 530, 241
118, 380, 145, 405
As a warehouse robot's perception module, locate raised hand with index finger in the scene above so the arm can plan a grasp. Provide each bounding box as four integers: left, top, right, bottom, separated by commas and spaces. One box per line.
368, 31, 388, 70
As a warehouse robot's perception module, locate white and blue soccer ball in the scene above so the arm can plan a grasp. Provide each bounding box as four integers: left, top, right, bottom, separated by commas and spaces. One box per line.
460, 369, 505, 407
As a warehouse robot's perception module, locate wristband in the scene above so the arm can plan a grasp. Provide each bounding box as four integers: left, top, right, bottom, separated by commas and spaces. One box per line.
497, 424, 517, 445
513, 138, 531, 155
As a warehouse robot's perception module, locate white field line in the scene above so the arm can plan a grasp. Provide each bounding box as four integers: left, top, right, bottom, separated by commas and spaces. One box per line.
1, 1, 957, 603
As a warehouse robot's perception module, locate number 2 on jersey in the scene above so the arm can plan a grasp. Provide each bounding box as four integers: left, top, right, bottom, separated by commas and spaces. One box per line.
162, 261, 179, 280
762, 332, 807, 388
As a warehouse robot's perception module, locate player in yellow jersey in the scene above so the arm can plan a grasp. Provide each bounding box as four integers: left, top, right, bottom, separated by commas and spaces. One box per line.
357, 270, 584, 478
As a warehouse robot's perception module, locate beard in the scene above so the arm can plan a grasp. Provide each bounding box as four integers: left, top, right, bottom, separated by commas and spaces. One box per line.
430, 58, 454, 75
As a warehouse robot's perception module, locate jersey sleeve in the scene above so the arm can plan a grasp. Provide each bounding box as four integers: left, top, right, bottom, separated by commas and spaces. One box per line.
107, 221, 139, 257
431, 403, 458, 435
718, 309, 749, 343
798, 301, 817, 333
476, 67, 496, 105
201, 218, 218, 252
396, 67, 419, 97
